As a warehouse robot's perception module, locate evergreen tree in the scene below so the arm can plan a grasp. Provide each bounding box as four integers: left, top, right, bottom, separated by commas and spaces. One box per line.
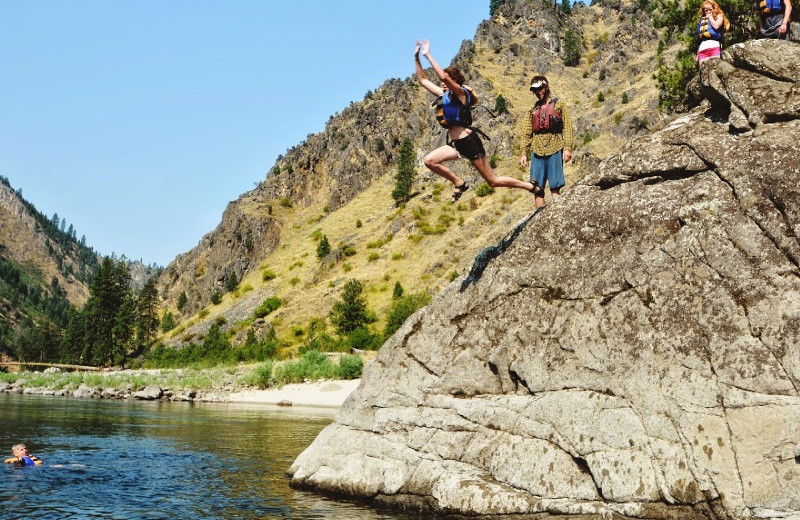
81, 258, 131, 366
392, 137, 415, 205
562, 30, 581, 66
161, 310, 176, 332
226, 272, 238, 293
560, 0, 573, 14
177, 290, 188, 311
317, 235, 331, 260
113, 294, 136, 367
330, 279, 375, 335
136, 277, 159, 344
489, 0, 507, 16
393, 281, 404, 300
494, 94, 508, 115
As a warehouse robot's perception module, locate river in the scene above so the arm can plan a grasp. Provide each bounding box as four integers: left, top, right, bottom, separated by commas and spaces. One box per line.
0, 394, 418, 519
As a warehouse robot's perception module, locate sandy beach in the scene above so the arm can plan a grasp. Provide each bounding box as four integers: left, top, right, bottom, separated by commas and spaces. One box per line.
225, 378, 361, 408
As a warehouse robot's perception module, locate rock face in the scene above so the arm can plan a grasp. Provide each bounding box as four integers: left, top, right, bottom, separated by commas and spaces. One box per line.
288, 40, 800, 520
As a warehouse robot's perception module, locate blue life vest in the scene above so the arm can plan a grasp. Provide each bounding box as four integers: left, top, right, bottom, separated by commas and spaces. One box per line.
759, 0, 783, 13
433, 86, 476, 128
697, 16, 723, 40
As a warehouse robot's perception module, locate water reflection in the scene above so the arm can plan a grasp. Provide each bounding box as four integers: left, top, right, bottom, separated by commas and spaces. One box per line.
0, 394, 411, 520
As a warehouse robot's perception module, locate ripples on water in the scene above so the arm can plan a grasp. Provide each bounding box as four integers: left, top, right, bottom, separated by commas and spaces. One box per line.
0, 394, 413, 520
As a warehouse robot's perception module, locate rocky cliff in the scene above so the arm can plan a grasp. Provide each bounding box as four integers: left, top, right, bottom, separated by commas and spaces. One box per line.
288, 40, 800, 520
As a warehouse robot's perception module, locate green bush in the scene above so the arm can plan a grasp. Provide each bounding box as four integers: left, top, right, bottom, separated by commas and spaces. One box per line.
262, 269, 277, 282
475, 183, 495, 197
338, 355, 363, 379
244, 361, 273, 389
347, 327, 382, 351
253, 297, 282, 319
210, 291, 222, 305
273, 350, 339, 385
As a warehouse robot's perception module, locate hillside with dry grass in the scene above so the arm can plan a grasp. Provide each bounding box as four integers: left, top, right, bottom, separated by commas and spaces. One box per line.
155, 0, 680, 355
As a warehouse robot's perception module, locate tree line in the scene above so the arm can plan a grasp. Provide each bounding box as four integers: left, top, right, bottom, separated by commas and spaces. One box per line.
10, 257, 160, 368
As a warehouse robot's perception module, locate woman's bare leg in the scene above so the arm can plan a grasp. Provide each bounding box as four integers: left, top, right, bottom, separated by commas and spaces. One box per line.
471, 156, 537, 192
424, 145, 464, 186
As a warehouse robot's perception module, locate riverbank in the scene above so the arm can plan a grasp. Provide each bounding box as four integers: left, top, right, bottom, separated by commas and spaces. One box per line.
0, 365, 361, 408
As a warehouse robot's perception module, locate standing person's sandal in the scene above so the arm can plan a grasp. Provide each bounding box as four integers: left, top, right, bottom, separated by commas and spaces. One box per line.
451, 183, 469, 202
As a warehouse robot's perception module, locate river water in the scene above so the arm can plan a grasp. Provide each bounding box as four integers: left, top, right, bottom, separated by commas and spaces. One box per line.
0, 394, 417, 519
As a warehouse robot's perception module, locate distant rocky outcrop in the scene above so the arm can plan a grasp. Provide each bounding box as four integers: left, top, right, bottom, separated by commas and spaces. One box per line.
288, 40, 800, 520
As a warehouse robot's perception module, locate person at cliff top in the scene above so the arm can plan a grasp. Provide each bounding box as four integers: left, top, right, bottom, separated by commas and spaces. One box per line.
758, 0, 792, 38
697, 1, 730, 63
518, 75, 574, 210
4, 443, 43, 466
415, 40, 540, 203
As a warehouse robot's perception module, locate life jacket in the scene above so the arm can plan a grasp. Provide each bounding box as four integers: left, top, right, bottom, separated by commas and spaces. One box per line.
432, 86, 477, 129
531, 98, 563, 134
4, 455, 42, 466
759, 0, 783, 14
697, 16, 723, 40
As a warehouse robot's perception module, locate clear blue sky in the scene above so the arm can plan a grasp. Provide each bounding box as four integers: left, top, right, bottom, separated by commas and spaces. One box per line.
0, 0, 489, 267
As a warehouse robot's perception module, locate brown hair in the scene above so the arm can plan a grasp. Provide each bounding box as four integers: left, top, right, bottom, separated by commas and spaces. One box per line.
444, 66, 465, 86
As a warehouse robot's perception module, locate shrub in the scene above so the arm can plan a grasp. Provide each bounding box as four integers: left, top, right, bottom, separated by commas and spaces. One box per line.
342, 245, 356, 256
262, 269, 277, 282
338, 355, 363, 379
622, 92, 630, 104
597, 91, 605, 102
273, 350, 339, 385
346, 327, 382, 351
475, 183, 495, 197
289, 277, 300, 286
367, 252, 379, 262
210, 291, 222, 305
279, 197, 293, 208
254, 297, 282, 319
244, 361, 273, 389
356, 219, 363, 228
494, 94, 508, 114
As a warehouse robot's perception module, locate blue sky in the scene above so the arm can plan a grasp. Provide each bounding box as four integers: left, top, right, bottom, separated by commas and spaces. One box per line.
0, 0, 489, 266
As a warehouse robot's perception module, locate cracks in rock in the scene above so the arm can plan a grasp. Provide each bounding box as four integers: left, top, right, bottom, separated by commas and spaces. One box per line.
762, 189, 800, 269
599, 280, 635, 306
596, 168, 703, 191
571, 454, 605, 500
508, 368, 530, 393
406, 351, 441, 379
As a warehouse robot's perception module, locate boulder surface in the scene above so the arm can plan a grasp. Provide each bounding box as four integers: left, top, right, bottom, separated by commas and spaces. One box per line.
288, 40, 800, 520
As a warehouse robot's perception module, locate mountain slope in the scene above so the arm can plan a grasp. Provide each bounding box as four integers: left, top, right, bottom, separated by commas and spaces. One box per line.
156, 0, 674, 349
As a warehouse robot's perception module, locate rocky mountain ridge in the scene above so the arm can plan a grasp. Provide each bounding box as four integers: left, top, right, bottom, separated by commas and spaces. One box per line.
287, 39, 800, 520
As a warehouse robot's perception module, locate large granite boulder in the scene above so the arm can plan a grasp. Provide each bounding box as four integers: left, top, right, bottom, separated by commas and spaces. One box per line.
288, 41, 800, 520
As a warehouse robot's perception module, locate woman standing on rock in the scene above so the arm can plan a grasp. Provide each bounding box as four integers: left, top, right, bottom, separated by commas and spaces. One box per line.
697, 0, 729, 63
415, 40, 539, 203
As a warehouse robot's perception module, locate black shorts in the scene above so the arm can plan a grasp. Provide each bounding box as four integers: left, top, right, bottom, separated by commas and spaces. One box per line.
451, 132, 486, 161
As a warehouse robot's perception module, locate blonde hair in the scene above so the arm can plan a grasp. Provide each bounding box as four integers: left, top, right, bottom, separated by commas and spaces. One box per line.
700, 0, 731, 32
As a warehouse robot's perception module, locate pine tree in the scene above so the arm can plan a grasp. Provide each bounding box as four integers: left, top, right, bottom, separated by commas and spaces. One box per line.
392, 137, 415, 205
113, 294, 136, 367
177, 290, 188, 311
563, 30, 581, 66
226, 272, 238, 293
317, 235, 331, 260
136, 277, 159, 344
393, 281, 404, 300
330, 279, 375, 335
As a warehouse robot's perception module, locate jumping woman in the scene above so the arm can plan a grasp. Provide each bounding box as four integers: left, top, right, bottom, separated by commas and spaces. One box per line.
415, 40, 539, 203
